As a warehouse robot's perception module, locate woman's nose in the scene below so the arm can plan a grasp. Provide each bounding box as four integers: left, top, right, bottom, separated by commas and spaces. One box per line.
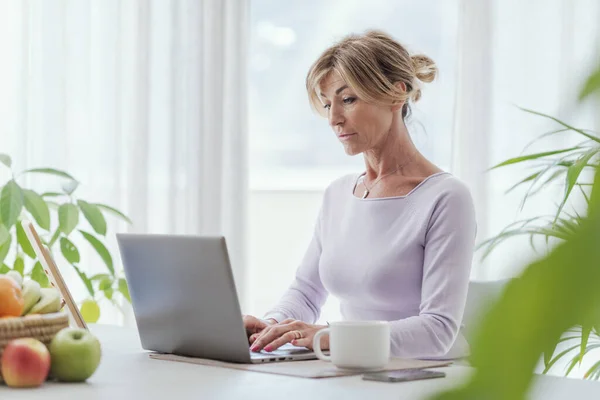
328, 104, 345, 127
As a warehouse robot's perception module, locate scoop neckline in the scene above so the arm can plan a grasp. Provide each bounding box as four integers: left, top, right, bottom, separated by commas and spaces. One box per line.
351, 171, 450, 201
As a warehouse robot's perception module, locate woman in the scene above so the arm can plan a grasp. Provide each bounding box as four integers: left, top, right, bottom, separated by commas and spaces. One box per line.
244, 29, 477, 360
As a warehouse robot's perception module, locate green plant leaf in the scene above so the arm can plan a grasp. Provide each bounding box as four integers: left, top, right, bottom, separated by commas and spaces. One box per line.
585, 360, 600, 379
476, 221, 572, 261
60, 236, 80, 264
554, 150, 598, 223
518, 107, 600, 144
553, 215, 582, 236
0, 180, 23, 229
118, 278, 131, 302
22, 189, 50, 230
579, 184, 592, 205
489, 147, 582, 170
579, 325, 593, 368
98, 278, 112, 291
517, 169, 568, 211
522, 128, 572, 153
517, 155, 578, 213
0, 263, 9, 273
98, 278, 113, 302
543, 344, 581, 374
528, 169, 565, 198
579, 66, 600, 101
91, 273, 111, 281
58, 203, 79, 235
564, 343, 600, 376
21, 168, 76, 181
504, 171, 541, 194
476, 216, 546, 255
0, 154, 12, 168
79, 230, 114, 276
13, 255, 24, 275
16, 219, 36, 259
0, 224, 9, 247
0, 235, 12, 263
72, 264, 94, 296
95, 204, 133, 225
61, 180, 79, 195
40, 192, 64, 198
78, 200, 107, 236
103, 287, 114, 300
31, 261, 49, 287
544, 339, 560, 368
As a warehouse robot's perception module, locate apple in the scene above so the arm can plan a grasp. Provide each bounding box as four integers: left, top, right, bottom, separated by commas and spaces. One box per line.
49, 328, 101, 382
0, 338, 51, 388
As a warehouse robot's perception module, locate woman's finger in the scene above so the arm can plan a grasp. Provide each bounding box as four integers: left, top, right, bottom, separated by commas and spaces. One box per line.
263, 330, 299, 352
243, 315, 269, 336
249, 333, 259, 344
251, 325, 282, 351
252, 323, 299, 352
290, 337, 312, 349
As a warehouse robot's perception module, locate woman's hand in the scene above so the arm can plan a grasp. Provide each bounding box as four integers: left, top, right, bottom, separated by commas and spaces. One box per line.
249, 319, 329, 352
242, 315, 276, 339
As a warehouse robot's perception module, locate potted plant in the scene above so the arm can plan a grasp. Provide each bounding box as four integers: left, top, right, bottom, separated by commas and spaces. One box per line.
475, 107, 600, 379
429, 63, 600, 399
0, 154, 132, 322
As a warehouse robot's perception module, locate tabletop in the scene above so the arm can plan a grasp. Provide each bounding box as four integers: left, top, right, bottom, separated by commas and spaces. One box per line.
2, 324, 600, 399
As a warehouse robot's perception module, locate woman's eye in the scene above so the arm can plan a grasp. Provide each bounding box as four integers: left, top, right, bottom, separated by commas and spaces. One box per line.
343, 97, 356, 104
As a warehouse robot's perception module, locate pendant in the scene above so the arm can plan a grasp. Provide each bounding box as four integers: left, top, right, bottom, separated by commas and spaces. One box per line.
362, 189, 369, 199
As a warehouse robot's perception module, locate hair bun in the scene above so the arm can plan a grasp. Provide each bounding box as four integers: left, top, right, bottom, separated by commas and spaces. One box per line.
410, 54, 437, 83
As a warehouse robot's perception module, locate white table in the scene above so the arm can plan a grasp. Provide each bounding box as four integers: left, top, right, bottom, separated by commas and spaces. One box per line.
2, 324, 600, 399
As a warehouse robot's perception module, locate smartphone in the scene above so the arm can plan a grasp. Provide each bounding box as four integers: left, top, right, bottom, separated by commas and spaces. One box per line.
362, 369, 446, 383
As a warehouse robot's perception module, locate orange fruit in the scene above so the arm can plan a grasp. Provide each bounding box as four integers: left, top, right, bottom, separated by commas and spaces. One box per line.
0, 276, 24, 317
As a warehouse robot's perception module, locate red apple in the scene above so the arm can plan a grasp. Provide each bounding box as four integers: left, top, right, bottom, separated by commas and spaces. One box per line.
1, 338, 51, 388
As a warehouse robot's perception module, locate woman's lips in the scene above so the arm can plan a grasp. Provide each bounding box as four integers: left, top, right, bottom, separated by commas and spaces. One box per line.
338, 133, 357, 141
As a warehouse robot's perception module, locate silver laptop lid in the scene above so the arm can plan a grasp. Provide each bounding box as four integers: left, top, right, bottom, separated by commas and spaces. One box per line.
116, 234, 252, 363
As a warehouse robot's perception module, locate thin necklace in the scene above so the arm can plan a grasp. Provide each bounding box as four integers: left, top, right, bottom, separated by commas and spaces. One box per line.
360, 152, 417, 199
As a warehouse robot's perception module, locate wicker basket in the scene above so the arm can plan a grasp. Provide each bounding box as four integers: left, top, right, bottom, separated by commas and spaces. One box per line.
0, 312, 69, 382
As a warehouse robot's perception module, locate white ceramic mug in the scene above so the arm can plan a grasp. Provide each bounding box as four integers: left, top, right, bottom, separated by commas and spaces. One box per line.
312, 321, 390, 370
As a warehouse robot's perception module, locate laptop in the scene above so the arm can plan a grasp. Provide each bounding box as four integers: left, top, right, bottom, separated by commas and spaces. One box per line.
116, 233, 317, 363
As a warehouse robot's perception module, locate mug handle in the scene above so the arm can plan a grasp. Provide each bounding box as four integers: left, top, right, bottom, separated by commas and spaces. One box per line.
313, 328, 331, 361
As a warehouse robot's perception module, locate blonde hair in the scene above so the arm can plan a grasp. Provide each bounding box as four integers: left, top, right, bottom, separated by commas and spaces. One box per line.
306, 30, 437, 119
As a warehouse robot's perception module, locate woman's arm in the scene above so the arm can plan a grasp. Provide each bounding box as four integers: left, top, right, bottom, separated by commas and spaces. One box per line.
390, 183, 477, 359
262, 207, 329, 324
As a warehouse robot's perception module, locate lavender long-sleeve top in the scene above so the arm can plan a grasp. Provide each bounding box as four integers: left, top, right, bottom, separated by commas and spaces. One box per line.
263, 171, 477, 360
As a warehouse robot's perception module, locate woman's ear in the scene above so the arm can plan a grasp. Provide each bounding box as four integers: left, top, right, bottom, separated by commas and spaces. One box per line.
396, 81, 407, 92
391, 81, 408, 112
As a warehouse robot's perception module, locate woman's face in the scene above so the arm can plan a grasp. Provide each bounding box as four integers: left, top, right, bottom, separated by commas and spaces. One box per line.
318, 71, 398, 156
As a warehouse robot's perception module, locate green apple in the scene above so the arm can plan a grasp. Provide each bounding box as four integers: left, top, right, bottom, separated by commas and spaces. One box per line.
48, 328, 102, 382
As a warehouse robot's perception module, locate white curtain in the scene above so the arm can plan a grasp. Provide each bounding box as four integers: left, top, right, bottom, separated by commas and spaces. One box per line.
451, 0, 493, 280
453, 0, 600, 279
0, 0, 248, 325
